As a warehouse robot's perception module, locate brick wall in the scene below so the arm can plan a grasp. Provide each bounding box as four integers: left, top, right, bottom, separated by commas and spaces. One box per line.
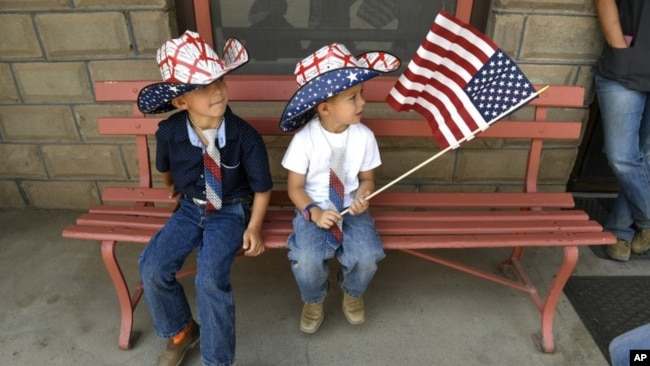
0, 0, 603, 210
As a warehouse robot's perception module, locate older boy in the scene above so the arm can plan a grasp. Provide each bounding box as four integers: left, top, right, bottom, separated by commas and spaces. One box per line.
137, 31, 273, 366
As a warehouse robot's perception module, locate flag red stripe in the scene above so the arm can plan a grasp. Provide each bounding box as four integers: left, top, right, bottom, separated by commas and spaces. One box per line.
410, 103, 451, 149
436, 10, 498, 51
431, 20, 494, 65
420, 41, 480, 82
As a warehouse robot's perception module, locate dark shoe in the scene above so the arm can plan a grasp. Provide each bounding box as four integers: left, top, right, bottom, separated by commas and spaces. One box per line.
157, 320, 200, 366
342, 292, 365, 325
605, 239, 631, 261
631, 229, 650, 255
300, 301, 324, 333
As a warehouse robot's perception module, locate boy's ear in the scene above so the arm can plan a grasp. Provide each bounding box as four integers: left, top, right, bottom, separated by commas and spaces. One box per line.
316, 101, 329, 116
171, 96, 188, 110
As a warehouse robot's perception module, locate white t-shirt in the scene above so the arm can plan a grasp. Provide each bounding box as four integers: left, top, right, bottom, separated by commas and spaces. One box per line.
281, 116, 381, 208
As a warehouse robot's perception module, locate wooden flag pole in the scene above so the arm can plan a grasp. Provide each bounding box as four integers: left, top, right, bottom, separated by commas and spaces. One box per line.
341, 85, 550, 215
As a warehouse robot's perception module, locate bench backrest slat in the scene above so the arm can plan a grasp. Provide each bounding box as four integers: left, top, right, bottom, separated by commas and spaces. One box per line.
98, 117, 583, 140
95, 77, 584, 106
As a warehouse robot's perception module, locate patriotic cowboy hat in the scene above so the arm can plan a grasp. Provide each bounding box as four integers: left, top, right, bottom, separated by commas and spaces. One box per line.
137, 30, 249, 114
279, 43, 401, 132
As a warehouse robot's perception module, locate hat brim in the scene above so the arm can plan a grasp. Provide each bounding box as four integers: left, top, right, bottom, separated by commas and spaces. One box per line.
279, 67, 381, 132
137, 83, 203, 114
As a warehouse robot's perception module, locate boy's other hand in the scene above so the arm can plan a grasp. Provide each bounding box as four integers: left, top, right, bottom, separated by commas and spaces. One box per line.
313, 208, 343, 229
242, 228, 265, 256
169, 191, 181, 212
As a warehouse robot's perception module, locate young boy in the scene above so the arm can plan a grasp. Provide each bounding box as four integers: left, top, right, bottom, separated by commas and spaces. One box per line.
136, 31, 273, 366
279, 43, 400, 333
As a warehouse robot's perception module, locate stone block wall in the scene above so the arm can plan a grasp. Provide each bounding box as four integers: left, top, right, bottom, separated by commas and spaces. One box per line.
0, 0, 172, 209
0, 0, 604, 209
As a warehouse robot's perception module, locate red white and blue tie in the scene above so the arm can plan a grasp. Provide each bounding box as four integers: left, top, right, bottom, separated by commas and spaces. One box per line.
202, 128, 222, 211
327, 147, 345, 249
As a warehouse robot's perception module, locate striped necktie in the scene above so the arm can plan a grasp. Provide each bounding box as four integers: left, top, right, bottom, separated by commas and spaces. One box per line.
201, 128, 222, 211
327, 145, 345, 249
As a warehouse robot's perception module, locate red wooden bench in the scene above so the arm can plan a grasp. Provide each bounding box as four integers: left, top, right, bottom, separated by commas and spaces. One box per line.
62, 76, 615, 353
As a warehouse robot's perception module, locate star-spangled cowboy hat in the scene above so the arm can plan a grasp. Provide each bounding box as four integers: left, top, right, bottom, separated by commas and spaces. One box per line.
137, 30, 249, 114
279, 43, 400, 132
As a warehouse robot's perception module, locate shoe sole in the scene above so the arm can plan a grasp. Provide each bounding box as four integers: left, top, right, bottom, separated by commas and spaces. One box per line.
344, 316, 365, 325
606, 251, 630, 261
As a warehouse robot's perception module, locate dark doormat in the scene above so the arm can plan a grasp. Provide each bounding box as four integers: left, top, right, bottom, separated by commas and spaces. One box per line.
573, 197, 650, 260
563, 276, 650, 363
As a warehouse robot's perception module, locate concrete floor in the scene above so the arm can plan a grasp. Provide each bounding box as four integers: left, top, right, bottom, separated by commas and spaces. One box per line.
1, 209, 649, 366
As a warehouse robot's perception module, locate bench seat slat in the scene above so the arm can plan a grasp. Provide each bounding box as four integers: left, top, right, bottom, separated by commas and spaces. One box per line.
367, 192, 576, 208
88, 204, 174, 217
77, 206, 589, 227
266, 209, 590, 222
62, 225, 155, 243
76, 213, 168, 229
259, 231, 615, 249
102, 187, 177, 203
271, 190, 576, 208
75, 212, 603, 234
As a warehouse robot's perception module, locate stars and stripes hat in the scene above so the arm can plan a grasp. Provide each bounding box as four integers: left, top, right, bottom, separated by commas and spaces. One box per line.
279, 43, 400, 132
137, 30, 249, 114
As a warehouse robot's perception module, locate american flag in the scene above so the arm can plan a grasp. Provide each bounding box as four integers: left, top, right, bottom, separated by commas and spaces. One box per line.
386, 10, 537, 149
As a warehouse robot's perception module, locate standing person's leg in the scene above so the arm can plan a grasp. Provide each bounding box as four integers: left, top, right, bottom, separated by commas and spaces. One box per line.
139, 199, 203, 364
196, 203, 249, 366
631, 95, 650, 254
609, 323, 650, 366
595, 74, 650, 260
336, 211, 385, 324
287, 211, 333, 333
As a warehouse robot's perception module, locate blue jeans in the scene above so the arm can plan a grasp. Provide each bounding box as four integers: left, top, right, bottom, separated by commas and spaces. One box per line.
609, 322, 650, 366
139, 198, 250, 366
595, 74, 650, 242
287, 210, 385, 303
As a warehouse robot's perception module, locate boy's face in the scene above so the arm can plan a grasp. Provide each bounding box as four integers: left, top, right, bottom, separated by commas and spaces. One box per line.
321, 83, 366, 126
174, 78, 229, 120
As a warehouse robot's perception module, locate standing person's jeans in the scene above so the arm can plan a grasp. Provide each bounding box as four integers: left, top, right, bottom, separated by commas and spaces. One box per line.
609, 323, 650, 366
595, 74, 650, 242
287, 210, 385, 303
139, 198, 249, 366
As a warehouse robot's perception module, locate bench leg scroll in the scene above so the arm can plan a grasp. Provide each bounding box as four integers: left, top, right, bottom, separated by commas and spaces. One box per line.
534, 245, 579, 353
101, 240, 143, 350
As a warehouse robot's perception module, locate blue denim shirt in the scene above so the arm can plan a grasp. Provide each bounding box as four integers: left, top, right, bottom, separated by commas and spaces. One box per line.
155, 107, 273, 201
